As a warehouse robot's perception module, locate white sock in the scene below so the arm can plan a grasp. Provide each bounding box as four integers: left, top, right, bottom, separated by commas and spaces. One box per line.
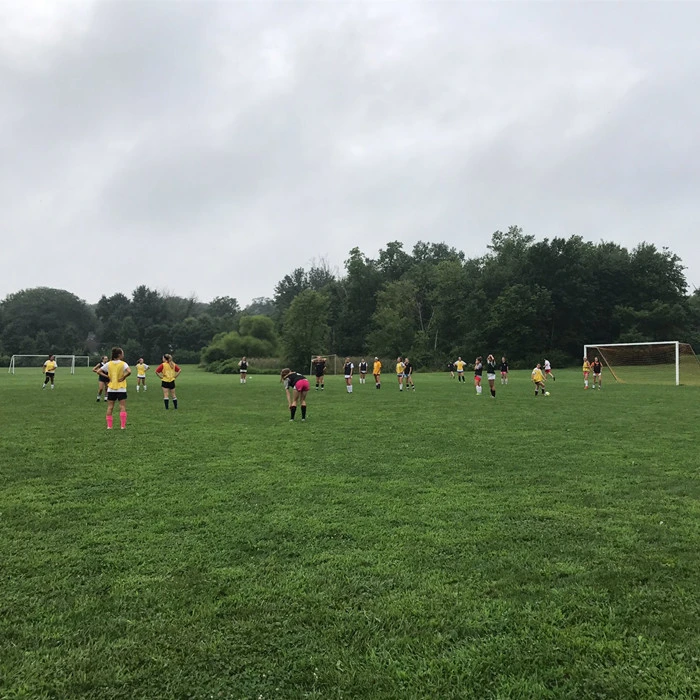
136, 386, 139, 392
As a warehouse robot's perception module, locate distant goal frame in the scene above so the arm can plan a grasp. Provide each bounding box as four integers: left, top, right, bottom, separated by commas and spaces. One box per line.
8, 354, 91, 375
583, 341, 699, 386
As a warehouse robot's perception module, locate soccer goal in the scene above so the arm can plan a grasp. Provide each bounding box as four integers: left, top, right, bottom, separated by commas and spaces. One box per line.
8, 354, 91, 375
583, 341, 700, 386
309, 354, 339, 375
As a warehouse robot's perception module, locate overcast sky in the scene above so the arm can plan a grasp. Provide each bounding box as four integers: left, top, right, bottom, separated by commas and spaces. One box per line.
2, 0, 699, 307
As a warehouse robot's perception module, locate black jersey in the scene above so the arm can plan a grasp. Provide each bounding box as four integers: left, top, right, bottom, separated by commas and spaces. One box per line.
239, 360, 248, 371
474, 362, 483, 376
344, 362, 354, 375
313, 360, 326, 376
486, 361, 496, 375
359, 362, 368, 373
284, 372, 305, 388
447, 362, 455, 372
403, 362, 413, 375
592, 361, 603, 374
500, 362, 508, 372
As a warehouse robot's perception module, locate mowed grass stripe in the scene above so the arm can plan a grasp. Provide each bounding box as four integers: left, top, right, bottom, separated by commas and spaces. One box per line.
1, 367, 699, 699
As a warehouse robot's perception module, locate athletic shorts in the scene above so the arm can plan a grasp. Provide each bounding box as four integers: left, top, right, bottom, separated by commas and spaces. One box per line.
107, 391, 127, 401
161, 380, 176, 390
239, 369, 247, 373
45, 372, 55, 378
583, 371, 589, 377
294, 378, 310, 392
474, 375, 482, 383
545, 369, 552, 375
99, 375, 109, 383
315, 372, 324, 378
344, 374, 352, 380
487, 373, 496, 381
501, 371, 508, 376
137, 375, 146, 380
457, 371, 464, 375
397, 373, 403, 377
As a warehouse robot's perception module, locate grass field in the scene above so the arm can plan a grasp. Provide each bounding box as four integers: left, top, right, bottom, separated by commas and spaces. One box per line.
1, 366, 699, 699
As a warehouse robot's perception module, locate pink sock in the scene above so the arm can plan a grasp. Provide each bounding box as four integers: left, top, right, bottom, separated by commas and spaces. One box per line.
106, 415, 113, 429
120, 411, 127, 429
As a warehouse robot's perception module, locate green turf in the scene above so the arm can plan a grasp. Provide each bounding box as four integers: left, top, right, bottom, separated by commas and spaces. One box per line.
1, 367, 699, 699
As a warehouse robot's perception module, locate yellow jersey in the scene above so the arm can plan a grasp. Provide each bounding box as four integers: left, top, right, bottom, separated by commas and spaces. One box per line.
104, 360, 129, 391
531, 367, 545, 383
582, 360, 591, 373
158, 362, 180, 382
455, 360, 466, 372
136, 362, 149, 376
373, 360, 381, 374
43, 360, 57, 373
396, 362, 405, 374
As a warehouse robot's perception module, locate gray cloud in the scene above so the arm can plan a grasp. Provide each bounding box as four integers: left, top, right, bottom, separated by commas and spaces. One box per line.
2, 0, 699, 307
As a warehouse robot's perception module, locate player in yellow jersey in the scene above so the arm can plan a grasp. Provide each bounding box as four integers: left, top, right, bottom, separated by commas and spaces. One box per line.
135, 358, 149, 392
42, 354, 57, 389
373, 357, 382, 389
454, 357, 467, 382
582, 356, 591, 389
156, 354, 181, 409
531, 363, 547, 396
396, 356, 405, 391
98, 347, 131, 429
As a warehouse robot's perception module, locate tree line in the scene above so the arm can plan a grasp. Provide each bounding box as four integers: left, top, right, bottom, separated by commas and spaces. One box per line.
1, 227, 699, 371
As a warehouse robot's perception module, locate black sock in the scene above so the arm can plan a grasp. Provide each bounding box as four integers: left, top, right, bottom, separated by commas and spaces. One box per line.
491, 389, 495, 397
301, 405, 306, 419
173, 398, 178, 409
316, 382, 319, 388
290, 405, 296, 420
164, 399, 169, 409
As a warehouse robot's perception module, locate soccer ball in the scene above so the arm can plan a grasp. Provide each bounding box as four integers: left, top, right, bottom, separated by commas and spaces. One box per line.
544, 391, 550, 396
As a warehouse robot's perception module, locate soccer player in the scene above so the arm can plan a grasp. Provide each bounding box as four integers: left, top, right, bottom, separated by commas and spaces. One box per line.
312, 355, 326, 390
403, 357, 415, 390
93, 355, 109, 401
396, 356, 405, 391
98, 347, 131, 429
454, 357, 466, 382
373, 356, 382, 389
343, 357, 354, 393
500, 357, 509, 385
474, 357, 483, 395
544, 358, 556, 381
582, 356, 591, 389
42, 354, 57, 389
280, 368, 310, 421
238, 356, 248, 384
591, 356, 603, 390
358, 358, 368, 384
156, 354, 181, 409
135, 358, 149, 392
486, 354, 497, 398
447, 361, 455, 379
531, 363, 547, 396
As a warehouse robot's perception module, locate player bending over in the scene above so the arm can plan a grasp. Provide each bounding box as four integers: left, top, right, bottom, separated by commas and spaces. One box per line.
281, 368, 309, 421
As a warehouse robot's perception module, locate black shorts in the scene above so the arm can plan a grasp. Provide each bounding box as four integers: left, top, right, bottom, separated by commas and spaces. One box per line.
315, 372, 324, 379
45, 372, 55, 378
99, 375, 109, 383
162, 380, 176, 390
107, 391, 127, 401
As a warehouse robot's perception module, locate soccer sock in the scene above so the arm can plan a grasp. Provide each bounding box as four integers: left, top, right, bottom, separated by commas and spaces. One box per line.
301, 405, 307, 419
173, 398, 178, 409
584, 380, 588, 387
491, 388, 496, 397
164, 399, 169, 409
106, 415, 113, 429
348, 385, 352, 393
120, 411, 127, 429
316, 382, 319, 389
144, 386, 147, 391
290, 405, 296, 420
399, 385, 403, 391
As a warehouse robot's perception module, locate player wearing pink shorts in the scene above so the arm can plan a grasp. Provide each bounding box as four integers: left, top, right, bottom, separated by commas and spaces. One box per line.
280, 368, 310, 421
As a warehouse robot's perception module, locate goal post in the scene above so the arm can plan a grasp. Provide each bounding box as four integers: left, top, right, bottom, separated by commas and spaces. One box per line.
8, 354, 90, 375
309, 354, 339, 375
583, 341, 700, 386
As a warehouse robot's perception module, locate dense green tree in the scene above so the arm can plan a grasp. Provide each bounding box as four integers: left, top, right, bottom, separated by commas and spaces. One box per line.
281, 290, 330, 370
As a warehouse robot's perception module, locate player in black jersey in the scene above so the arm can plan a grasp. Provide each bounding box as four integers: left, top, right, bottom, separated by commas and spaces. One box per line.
474, 357, 483, 396
486, 354, 497, 398
591, 357, 603, 390
500, 357, 509, 385
343, 357, 354, 394
447, 361, 455, 379
280, 368, 310, 421
312, 355, 326, 390
238, 356, 248, 384
403, 357, 415, 390
358, 359, 368, 384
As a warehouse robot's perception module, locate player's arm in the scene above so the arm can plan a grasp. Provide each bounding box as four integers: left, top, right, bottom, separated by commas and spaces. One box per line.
155, 364, 164, 378
92, 362, 102, 373
285, 386, 291, 406
121, 366, 132, 381
174, 365, 181, 378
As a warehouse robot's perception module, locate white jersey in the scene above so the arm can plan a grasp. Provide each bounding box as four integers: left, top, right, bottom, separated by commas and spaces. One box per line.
544, 360, 551, 371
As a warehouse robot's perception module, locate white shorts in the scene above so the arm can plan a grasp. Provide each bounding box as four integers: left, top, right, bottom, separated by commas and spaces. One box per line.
487, 373, 496, 381
344, 374, 352, 379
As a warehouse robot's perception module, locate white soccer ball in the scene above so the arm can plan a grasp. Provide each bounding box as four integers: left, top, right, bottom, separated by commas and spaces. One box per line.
544, 391, 550, 396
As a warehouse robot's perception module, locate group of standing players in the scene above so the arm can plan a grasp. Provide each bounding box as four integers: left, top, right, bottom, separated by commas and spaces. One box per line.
449, 355, 507, 398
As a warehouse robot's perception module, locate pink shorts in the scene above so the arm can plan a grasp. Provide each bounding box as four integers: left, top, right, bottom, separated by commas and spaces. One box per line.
294, 379, 310, 392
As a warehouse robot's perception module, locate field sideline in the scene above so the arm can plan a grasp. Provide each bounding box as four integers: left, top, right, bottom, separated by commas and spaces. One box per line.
1, 367, 699, 699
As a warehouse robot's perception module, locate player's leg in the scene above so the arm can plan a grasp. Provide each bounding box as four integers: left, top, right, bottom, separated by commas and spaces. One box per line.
299, 388, 308, 421
162, 383, 170, 409
171, 386, 178, 409
119, 397, 127, 429
106, 398, 115, 428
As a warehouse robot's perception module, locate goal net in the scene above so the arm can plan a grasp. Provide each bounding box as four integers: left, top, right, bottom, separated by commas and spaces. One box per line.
8, 354, 91, 375
309, 354, 339, 376
583, 342, 700, 386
